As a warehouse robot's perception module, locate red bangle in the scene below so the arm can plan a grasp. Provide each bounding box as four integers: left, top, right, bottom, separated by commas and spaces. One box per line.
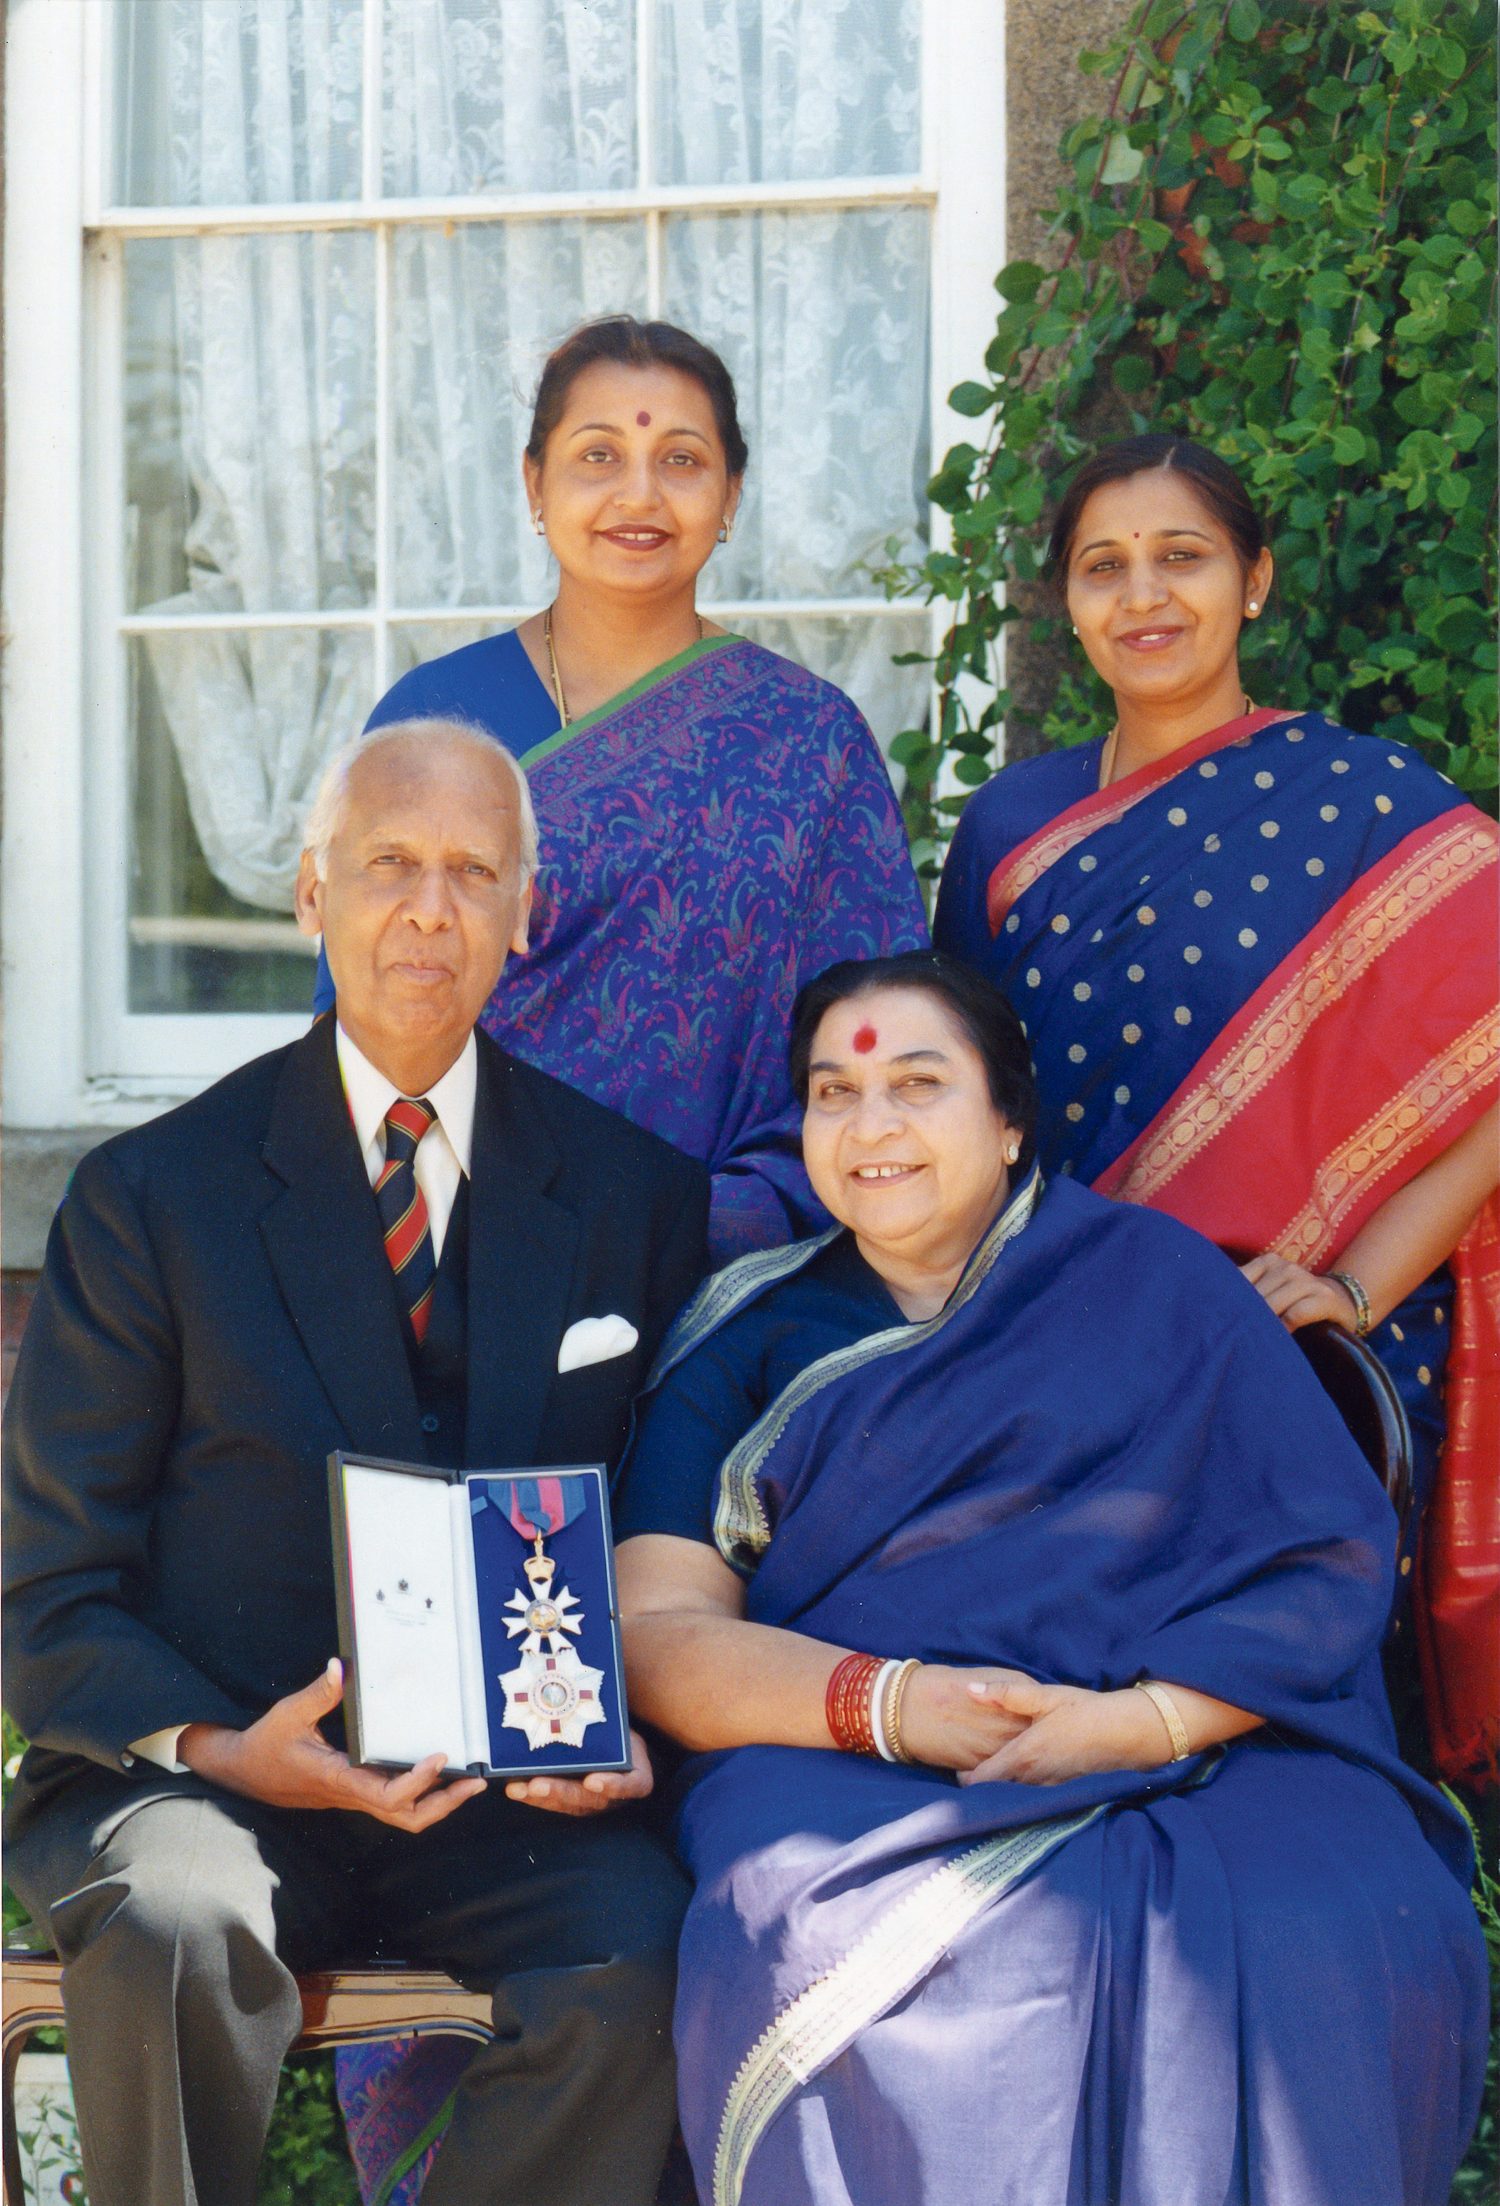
825, 1653, 883, 1755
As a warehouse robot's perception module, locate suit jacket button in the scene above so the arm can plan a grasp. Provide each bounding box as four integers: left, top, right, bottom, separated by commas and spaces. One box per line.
421, 1413, 439, 1434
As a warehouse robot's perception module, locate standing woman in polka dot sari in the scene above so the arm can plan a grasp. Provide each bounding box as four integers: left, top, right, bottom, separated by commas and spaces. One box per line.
933, 435, 1498, 1783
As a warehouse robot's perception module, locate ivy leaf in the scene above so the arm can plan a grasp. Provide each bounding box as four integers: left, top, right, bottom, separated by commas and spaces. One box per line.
948, 381, 996, 418
1112, 353, 1154, 392
1099, 132, 1146, 186
994, 260, 1045, 303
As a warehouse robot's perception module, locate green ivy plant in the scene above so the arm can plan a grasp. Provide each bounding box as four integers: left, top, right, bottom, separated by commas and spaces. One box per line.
883, 0, 1497, 871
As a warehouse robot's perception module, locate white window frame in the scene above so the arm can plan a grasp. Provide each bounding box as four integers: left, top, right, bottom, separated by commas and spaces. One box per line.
3, 0, 1004, 1131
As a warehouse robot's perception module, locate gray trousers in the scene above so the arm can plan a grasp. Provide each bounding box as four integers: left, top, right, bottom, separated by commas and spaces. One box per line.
8, 1772, 690, 2206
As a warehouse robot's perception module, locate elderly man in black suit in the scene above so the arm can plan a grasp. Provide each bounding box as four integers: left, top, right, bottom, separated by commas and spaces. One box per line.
3, 719, 710, 2206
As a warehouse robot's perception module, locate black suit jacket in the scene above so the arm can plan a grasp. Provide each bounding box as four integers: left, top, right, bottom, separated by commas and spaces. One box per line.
2, 1019, 708, 1836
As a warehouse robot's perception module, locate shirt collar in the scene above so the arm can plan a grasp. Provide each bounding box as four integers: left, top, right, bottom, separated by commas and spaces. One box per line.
334, 1023, 476, 1177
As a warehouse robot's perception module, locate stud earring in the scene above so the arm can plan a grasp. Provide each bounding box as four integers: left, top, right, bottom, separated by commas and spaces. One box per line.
1247, 601, 1258, 614
1007, 1144, 1020, 1164
533, 511, 546, 536
718, 516, 734, 543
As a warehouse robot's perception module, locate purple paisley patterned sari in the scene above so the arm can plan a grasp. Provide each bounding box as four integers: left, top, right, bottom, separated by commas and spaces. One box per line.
491, 634, 927, 1259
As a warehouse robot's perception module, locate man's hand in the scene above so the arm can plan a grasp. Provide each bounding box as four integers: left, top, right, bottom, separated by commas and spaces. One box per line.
178, 1659, 487, 1832
504, 1727, 654, 1818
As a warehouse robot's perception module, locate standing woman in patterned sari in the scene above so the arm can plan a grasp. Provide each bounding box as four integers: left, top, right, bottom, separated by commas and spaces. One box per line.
321, 318, 925, 2204
934, 435, 1497, 1787
316, 315, 928, 1266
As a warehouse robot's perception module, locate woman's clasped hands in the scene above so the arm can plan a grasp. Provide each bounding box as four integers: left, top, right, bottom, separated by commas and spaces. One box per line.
898, 1664, 1184, 1787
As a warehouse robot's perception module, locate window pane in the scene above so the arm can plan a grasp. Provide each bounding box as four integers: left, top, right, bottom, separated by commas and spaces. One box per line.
114, 0, 365, 207
382, 0, 636, 196
390, 219, 647, 607
654, 0, 920, 185
391, 620, 514, 680
665, 207, 930, 599
126, 233, 376, 617
129, 628, 372, 1013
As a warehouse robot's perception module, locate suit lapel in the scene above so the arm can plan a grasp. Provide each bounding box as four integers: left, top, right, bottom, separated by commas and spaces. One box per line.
465, 1035, 579, 1469
258, 1018, 426, 1462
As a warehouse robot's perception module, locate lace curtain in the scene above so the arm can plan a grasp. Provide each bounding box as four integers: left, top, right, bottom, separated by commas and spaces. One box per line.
121, 0, 928, 918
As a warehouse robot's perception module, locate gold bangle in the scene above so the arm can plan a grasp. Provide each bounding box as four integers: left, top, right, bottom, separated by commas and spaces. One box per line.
882, 1658, 922, 1765
1327, 1270, 1372, 1338
1136, 1679, 1191, 1762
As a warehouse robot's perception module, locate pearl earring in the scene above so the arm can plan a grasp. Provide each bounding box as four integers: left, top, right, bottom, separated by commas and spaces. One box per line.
533, 511, 546, 536
1247, 601, 1258, 614
1007, 1144, 1020, 1164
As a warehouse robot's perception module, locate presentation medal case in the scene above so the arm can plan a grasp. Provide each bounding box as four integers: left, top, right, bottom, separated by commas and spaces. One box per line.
328, 1452, 631, 1780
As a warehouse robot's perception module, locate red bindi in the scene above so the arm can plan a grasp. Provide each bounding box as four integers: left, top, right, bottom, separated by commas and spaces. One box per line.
852, 1025, 878, 1054
636, 410, 652, 426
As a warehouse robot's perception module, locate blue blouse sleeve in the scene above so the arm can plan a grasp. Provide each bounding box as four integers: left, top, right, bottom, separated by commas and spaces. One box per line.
612, 1240, 901, 1546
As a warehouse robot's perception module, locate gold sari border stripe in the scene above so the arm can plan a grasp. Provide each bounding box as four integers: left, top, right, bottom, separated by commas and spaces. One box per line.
712, 1173, 1042, 1573
1108, 813, 1496, 1208
1269, 1010, 1499, 1267
712, 1805, 1103, 2206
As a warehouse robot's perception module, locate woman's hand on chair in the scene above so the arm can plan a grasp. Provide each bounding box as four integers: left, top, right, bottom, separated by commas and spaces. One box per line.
1240, 1252, 1361, 1333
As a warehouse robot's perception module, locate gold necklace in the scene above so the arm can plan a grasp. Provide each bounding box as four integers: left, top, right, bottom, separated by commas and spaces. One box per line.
544, 604, 705, 730
1099, 694, 1254, 790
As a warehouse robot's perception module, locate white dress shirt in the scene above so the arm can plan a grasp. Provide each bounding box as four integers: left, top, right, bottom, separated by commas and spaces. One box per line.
125, 1024, 478, 1774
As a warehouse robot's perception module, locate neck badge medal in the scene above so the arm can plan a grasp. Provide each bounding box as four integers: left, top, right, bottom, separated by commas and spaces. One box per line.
494, 1478, 606, 1751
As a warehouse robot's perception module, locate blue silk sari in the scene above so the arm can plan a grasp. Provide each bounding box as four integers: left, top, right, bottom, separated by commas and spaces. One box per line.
633, 1175, 1487, 2205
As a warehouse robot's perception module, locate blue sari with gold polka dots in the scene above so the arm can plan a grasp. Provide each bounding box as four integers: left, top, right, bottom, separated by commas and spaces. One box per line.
934, 708, 1497, 1552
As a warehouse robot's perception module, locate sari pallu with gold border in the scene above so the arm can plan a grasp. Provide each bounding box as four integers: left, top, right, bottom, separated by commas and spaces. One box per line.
653, 1176, 1486, 2206
934, 708, 1498, 1781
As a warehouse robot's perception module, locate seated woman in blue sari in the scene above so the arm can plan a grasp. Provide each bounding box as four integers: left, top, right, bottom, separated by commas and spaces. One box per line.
612, 952, 1487, 2206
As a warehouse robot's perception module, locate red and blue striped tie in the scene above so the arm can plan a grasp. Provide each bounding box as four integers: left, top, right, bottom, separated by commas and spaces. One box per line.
376, 1097, 437, 1344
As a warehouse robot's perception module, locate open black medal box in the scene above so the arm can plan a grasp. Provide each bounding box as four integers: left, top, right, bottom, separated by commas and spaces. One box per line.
328, 1451, 632, 1780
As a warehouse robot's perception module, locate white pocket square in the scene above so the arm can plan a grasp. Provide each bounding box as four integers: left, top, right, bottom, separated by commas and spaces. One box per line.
557, 1314, 640, 1374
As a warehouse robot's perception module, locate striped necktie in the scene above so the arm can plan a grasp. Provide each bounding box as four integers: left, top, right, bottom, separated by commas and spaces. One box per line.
375, 1097, 438, 1344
